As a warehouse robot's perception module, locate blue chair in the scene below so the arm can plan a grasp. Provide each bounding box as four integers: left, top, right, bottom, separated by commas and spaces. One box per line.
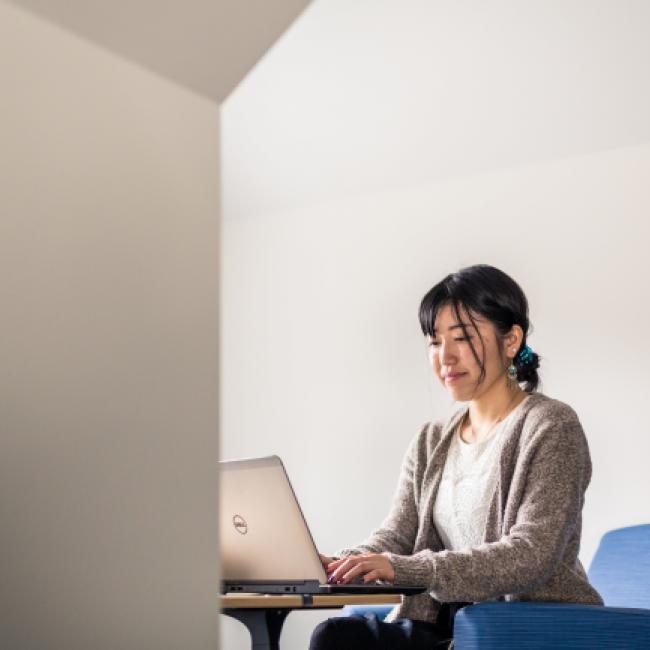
340, 524, 650, 648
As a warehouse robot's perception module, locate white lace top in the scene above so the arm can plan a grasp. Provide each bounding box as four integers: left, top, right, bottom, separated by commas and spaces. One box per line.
433, 398, 529, 551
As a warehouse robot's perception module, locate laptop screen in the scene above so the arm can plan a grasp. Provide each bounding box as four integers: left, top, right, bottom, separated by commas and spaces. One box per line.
219, 456, 327, 583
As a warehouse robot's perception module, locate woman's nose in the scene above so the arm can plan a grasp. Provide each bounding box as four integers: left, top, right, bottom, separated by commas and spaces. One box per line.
439, 340, 456, 365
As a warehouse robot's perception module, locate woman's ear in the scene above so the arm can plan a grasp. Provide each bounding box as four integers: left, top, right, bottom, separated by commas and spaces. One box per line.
505, 325, 524, 355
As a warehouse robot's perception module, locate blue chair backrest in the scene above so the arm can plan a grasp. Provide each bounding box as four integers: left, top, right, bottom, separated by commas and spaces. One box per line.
588, 524, 650, 609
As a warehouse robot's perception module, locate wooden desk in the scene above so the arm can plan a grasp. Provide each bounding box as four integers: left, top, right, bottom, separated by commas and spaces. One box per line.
220, 593, 401, 650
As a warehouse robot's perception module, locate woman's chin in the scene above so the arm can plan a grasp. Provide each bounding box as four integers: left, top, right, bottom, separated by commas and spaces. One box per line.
444, 385, 473, 402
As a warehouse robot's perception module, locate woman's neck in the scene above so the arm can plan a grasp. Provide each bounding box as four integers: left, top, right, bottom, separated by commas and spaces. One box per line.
465, 379, 526, 436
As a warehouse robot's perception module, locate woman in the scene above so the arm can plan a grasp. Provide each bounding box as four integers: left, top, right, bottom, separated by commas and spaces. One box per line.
310, 264, 603, 650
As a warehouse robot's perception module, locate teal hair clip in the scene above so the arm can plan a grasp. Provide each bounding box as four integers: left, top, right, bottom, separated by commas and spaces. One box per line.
516, 344, 534, 366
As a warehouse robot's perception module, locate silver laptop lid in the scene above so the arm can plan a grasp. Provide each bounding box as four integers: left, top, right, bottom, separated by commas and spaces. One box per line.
219, 455, 327, 583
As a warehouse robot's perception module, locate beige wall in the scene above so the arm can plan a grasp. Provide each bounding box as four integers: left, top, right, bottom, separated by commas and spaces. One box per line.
1, 4, 220, 648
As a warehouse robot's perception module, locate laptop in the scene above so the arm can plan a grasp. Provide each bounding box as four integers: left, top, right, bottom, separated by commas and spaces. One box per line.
219, 455, 426, 596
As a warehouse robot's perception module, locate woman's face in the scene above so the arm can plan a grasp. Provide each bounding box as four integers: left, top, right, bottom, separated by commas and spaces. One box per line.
427, 303, 514, 402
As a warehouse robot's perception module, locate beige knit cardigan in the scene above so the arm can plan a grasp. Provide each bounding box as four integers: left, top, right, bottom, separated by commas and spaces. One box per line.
337, 393, 603, 623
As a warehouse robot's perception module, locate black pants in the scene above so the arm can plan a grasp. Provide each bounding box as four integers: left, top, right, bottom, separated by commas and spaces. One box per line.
308, 602, 468, 650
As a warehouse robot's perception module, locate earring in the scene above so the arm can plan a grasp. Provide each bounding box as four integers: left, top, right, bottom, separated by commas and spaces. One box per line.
508, 357, 517, 381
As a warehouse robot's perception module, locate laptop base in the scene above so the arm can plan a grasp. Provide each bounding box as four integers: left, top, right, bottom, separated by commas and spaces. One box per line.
222, 579, 425, 596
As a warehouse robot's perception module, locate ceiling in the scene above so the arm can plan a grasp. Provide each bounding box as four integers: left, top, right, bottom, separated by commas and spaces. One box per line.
6, 0, 312, 102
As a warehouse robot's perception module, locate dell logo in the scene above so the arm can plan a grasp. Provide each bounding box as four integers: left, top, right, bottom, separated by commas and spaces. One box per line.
233, 514, 248, 535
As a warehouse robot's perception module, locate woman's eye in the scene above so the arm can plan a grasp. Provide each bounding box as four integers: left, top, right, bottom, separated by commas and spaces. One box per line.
454, 337, 471, 341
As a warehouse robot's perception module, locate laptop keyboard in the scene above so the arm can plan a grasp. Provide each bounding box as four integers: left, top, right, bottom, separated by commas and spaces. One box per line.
327, 575, 386, 587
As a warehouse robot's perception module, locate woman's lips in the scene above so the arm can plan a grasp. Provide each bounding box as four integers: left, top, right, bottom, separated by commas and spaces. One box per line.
444, 372, 467, 383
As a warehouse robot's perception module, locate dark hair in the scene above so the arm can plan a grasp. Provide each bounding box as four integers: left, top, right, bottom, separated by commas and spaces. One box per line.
418, 264, 541, 393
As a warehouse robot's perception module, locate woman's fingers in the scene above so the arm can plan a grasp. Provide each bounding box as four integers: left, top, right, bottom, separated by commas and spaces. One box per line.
341, 561, 370, 583
327, 557, 356, 582
324, 557, 346, 575
362, 569, 381, 583
327, 554, 395, 584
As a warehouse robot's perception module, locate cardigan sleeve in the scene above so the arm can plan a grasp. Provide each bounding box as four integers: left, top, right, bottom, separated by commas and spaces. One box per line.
335, 423, 429, 558
384, 406, 592, 602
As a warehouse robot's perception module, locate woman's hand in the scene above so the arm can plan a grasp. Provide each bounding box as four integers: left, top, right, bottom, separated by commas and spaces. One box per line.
325, 553, 396, 584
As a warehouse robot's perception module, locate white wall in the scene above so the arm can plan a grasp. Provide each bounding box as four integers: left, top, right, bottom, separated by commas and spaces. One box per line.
1, 4, 220, 649
221, 2, 650, 649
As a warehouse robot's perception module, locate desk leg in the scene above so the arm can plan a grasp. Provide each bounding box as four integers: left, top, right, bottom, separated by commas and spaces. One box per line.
222, 608, 290, 650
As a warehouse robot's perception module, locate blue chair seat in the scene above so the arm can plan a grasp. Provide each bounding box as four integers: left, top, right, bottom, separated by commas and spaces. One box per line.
454, 601, 650, 649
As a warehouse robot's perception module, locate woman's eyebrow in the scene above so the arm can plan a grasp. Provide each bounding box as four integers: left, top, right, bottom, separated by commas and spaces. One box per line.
433, 322, 473, 333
